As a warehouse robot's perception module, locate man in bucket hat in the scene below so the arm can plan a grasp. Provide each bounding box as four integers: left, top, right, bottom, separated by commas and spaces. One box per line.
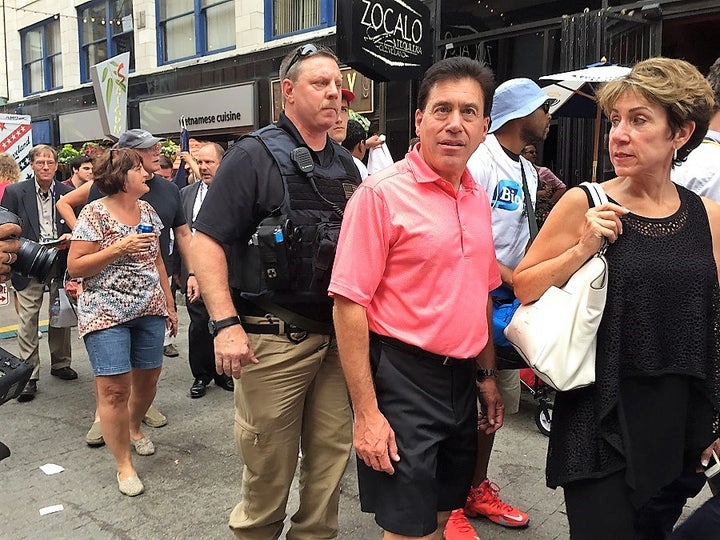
445, 78, 557, 539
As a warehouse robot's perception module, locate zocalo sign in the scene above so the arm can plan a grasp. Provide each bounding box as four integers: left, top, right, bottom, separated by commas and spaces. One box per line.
337, 0, 432, 82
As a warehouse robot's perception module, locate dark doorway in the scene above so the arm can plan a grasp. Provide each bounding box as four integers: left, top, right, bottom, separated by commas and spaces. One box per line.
662, 12, 720, 75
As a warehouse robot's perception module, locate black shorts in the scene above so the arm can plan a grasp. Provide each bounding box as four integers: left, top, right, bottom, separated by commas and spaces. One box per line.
358, 335, 478, 537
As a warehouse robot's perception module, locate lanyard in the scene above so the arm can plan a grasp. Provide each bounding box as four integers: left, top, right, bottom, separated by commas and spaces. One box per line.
36, 185, 57, 238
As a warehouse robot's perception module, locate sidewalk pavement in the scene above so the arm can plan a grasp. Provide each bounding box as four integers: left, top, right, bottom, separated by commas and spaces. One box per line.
0, 301, 710, 539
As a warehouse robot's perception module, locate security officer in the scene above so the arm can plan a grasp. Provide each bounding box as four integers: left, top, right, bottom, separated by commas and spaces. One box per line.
191, 44, 359, 540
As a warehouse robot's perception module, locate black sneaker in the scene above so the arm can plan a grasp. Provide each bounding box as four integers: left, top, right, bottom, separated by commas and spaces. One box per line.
50, 367, 78, 380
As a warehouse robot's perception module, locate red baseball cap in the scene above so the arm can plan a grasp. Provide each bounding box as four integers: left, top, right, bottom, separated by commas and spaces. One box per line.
341, 88, 355, 104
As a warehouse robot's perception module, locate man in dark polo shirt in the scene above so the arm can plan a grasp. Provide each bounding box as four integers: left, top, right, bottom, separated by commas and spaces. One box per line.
192, 44, 359, 539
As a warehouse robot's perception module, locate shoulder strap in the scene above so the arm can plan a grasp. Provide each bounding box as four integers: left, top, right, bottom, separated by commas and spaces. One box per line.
519, 162, 539, 241
579, 182, 609, 255
579, 181, 608, 208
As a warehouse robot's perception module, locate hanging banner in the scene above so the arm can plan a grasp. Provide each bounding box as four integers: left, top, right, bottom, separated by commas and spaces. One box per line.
0, 113, 33, 181
337, 0, 432, 81
90, 52, 130, 138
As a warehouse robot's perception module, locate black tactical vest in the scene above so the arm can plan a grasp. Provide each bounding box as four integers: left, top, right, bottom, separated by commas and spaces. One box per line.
233, 124, 358, 326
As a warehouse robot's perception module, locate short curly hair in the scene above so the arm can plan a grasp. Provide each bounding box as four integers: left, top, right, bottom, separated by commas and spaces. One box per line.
93, 148, 144, 196
0, 153, 21, 183
342, 119, 368, 152
597, 57, 714, 167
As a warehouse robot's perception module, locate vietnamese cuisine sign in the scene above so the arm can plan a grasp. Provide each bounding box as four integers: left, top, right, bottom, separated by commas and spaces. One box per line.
337, 0, 432, 81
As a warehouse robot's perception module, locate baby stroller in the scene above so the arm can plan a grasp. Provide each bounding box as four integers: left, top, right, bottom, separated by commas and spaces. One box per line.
496, 345, 554, 437
519, 368, 554, 436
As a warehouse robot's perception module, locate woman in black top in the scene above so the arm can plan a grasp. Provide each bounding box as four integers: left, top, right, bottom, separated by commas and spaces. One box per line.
513, 57, 720, 538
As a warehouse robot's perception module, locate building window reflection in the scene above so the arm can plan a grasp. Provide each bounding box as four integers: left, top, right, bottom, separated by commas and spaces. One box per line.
21, 17, 62, 95
158, 0, 236, 64
265, 0, 334, 40
78, 0, 135, 84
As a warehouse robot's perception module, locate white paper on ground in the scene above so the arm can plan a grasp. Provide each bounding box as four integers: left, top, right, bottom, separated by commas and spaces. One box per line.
40, 463, 64, 475
39, 505, 64, 515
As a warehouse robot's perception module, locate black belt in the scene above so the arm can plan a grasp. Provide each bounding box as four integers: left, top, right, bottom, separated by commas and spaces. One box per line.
241, 320, 311, 344
371, 332, 473, 367
242, 323, 283, 335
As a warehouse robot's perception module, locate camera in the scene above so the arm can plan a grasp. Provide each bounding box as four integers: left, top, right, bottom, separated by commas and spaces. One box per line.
0, 347, 33, 462
0, 206, 59, 282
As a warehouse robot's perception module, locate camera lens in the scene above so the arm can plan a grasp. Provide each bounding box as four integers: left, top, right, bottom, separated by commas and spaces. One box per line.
13, 238, 58, 282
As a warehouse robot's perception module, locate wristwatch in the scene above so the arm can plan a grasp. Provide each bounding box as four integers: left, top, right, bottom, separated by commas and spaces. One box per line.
208, 316, 242, 337
476, 368, 498, 381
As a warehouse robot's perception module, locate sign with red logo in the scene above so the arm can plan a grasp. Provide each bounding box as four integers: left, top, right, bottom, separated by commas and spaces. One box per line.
0, 114, 32, 181
0, 283, 9, 306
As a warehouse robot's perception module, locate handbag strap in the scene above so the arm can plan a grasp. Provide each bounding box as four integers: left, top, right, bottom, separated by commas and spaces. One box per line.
579, 182, 609, 255
580, 181, 608, 208
520, 162, 539, 242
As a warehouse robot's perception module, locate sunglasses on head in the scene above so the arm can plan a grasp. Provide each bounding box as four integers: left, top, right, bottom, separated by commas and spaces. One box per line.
285, 44, 320, 76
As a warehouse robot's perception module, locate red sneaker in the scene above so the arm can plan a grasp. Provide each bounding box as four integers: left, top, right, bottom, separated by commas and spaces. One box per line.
464, 479, 529, 528
444, 509, 480, 540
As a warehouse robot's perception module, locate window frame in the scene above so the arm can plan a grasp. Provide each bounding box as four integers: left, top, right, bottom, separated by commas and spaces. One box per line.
21, 17, 62, 96
77, 0, 135, 84
264, 0, 335, 41
157, 0, 236, 65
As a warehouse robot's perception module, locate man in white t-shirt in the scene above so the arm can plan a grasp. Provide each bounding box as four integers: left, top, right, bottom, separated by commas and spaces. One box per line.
668, 56, 720, 540
673, 57, 720, 201
341, 118, 369, 179
445, 78, 556, 538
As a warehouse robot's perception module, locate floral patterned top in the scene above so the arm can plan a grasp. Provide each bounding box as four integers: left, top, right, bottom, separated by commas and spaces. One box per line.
72, 199, 167, 337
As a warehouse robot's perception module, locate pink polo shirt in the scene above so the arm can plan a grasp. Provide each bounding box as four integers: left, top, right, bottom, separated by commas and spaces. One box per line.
329, 146, 501, 359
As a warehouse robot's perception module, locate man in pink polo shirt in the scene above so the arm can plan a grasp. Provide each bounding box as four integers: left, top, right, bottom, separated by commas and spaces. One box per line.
329, 57, 503, 540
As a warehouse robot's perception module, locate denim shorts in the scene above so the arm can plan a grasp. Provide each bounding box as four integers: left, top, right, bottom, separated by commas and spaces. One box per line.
83, 316, 166, 376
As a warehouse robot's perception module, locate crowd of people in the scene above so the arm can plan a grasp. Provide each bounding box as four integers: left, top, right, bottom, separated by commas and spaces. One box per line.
0, 43, 718, 539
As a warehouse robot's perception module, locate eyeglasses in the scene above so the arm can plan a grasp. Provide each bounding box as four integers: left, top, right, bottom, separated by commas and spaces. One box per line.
284, 44, 319, 77
138, 143, 161, 154
33, 160, 56, 167
540, 101, 552, 114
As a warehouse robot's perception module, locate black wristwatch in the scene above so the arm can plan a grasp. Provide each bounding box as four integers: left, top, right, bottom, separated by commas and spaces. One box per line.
208, 316, 242, 337
476, 368, 498, 381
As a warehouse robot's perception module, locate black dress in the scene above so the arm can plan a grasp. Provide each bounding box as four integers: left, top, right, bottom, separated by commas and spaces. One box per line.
547, 184, 720, 507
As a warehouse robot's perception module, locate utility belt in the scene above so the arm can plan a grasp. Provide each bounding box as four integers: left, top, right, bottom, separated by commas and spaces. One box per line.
241, 315, 312, 344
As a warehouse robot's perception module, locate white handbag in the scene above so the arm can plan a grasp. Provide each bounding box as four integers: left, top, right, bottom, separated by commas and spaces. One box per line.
504, 182, 608, 391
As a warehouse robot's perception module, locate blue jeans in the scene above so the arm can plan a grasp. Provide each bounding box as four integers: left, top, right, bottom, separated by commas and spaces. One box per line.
83, 316, 165, 376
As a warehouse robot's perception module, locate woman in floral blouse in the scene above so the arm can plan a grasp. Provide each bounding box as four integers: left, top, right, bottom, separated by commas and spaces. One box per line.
68, 148, 178, 497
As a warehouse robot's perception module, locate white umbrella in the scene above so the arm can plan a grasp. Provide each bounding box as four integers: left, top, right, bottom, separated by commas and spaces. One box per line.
540, 65, 631, 84
540, 63, 631, 181
541, 81, 593, 117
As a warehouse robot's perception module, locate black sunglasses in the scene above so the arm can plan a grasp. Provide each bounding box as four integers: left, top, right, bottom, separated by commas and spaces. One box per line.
285, 44, 320, 76
541, 101, 552, 114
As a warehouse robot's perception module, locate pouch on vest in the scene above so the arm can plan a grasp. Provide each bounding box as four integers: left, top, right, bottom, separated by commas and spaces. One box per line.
310, 221, 341, 293
254, 214, 291, 291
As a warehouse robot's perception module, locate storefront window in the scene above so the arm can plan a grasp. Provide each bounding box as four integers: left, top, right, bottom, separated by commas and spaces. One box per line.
21, 18, 62, 95
78, 0, 135, 83
265, 0, 334, 40
158, 0, 235, 64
